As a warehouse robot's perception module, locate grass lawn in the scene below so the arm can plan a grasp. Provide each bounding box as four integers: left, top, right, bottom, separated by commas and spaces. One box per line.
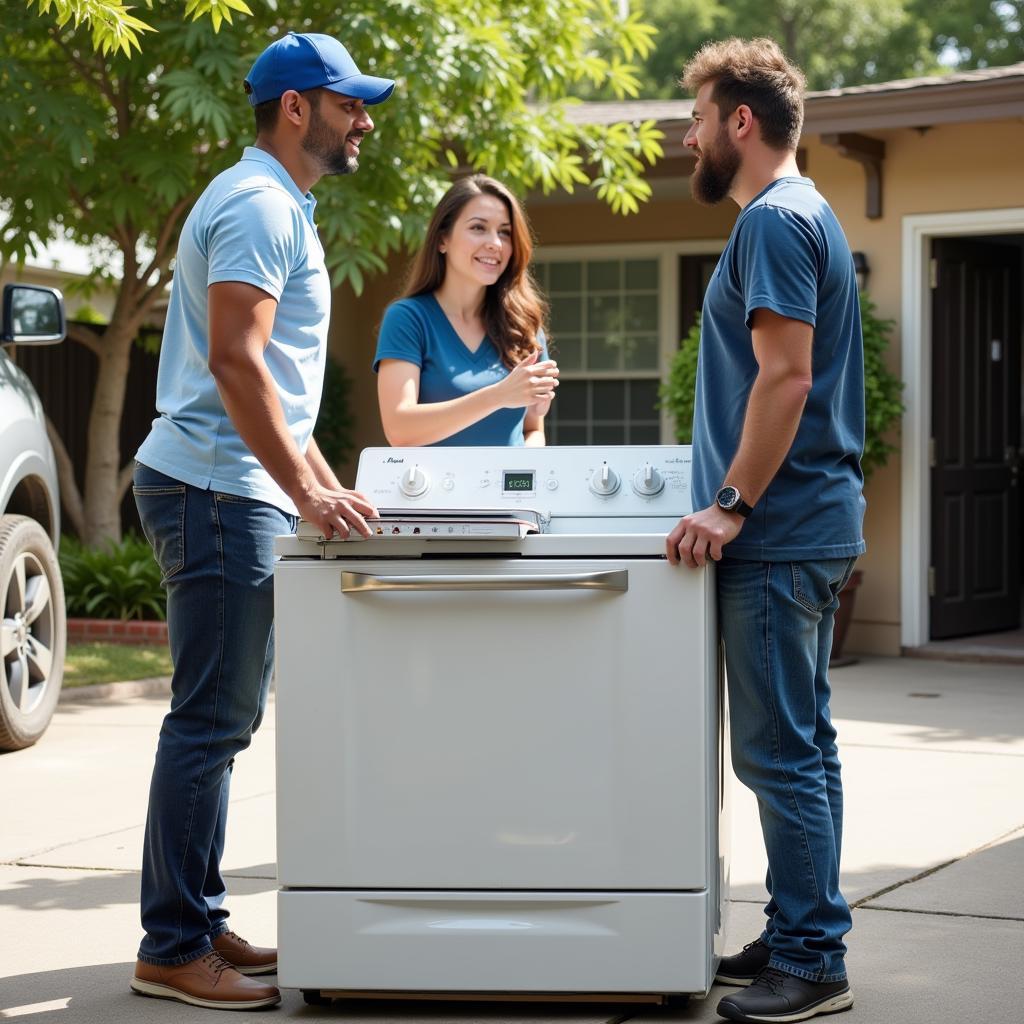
64, 643, 172, 688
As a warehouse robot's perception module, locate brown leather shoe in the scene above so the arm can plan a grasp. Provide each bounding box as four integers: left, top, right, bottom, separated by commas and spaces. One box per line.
131, 951, 281, 1010
212, 930, 278, 976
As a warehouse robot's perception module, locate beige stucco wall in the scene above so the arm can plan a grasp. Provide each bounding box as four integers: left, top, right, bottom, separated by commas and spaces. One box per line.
332, 116, 1024, 655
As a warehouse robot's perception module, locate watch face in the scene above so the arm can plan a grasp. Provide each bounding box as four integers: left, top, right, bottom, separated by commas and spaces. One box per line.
717, 486, 740, 509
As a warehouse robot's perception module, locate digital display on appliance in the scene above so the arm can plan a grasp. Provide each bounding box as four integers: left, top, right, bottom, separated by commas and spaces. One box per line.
502, 470, 535, 493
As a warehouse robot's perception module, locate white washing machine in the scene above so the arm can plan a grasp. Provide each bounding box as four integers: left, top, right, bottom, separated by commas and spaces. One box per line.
273, 446, 729, 1004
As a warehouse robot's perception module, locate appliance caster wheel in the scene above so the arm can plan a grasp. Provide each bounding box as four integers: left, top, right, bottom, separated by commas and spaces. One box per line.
302, 989, 331, 1006
661, 994, 690, 1009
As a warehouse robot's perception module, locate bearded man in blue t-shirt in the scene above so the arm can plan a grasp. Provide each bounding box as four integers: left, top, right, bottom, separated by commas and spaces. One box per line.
666, 38, 865, 1024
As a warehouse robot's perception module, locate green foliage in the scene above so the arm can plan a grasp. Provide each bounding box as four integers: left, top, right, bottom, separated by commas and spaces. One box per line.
313, 357, 356, 470
659, 313, 701, 444
632, 0, 1024, 96
71, 303, 107, 324
27, 0, 253, 56
660, 295, 905, 481
59, 534, 166, 621
859, 295, 905, 481
2, 1, 663, 295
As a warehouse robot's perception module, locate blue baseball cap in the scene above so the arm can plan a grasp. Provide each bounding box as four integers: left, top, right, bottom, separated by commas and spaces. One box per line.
245, 32, 395, 107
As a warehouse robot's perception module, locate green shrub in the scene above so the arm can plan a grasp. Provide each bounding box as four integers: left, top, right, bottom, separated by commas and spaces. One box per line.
60, 534, 166, 621
659, 313, 702, 444
314, 356, 356, 469
659, 295, 905, 481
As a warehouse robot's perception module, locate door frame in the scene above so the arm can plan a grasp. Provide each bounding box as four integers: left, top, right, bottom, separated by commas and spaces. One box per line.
900, 208, 1024, 647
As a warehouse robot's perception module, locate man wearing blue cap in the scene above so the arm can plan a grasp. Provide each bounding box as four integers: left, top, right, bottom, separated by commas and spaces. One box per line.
130, 33, 394, 1010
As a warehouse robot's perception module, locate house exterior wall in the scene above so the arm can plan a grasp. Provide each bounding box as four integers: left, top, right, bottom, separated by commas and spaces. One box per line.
335, 116, 1024, 656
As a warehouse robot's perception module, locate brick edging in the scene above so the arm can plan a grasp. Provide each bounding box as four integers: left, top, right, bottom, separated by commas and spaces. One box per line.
67, 618, 168, 646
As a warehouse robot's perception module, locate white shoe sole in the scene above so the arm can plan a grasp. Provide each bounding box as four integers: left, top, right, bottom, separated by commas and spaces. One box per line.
721, 988, 853, 1022
233, 962, 278, 976
130, 978, 281, 1010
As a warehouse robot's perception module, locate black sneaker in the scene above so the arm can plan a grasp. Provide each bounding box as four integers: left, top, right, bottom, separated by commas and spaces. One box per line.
715, 938, 772, 986
717, 966, 853, 1022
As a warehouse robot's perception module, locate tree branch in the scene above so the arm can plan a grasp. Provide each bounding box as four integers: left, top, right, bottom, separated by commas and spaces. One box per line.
117, 461, 135, 502
66, 321, 103, 357
139, 193, 197, 283
51, 31, 117, 107
45, 415, 85, 538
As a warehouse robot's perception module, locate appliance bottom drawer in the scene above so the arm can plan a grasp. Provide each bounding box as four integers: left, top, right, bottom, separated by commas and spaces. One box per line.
278, 889, 715, 996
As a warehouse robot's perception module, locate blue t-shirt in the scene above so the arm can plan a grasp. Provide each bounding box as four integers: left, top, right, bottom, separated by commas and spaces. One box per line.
373, 293, 547, 446
692, 177, 866, 561
137, 147, 331, 515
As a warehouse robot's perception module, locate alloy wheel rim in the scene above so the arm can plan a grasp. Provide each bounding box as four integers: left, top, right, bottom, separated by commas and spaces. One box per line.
1, 552, 55, 715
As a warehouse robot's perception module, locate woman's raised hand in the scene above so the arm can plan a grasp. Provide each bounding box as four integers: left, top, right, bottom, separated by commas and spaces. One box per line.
495, 350, 559, 409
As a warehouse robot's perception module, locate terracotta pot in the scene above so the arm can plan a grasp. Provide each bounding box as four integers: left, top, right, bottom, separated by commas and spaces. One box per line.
829, 569, 864, 666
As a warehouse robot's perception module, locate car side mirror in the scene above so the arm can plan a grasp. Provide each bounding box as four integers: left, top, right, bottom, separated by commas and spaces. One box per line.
1, 284, 67, 345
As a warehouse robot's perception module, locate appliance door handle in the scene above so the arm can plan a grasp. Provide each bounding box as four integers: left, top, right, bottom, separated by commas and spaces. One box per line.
340, 569, 628, 594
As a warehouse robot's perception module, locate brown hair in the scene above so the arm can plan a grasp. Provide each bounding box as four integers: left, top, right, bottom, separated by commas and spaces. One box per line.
402, 174, 547, 368
681, 38, 806, 151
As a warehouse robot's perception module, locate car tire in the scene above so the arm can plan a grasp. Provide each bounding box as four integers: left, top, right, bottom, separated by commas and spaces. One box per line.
0, 514, 66, 751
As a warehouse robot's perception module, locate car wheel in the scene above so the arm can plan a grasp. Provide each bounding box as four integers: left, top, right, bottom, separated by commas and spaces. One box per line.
0, 515, 66, 751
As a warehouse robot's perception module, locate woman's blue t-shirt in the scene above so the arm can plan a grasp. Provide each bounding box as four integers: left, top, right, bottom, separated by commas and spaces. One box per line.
373, 292, 547, 446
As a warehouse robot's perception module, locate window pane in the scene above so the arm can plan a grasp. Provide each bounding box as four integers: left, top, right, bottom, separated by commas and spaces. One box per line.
628, 424, 661, 444
625, 294, 658, 332
556, 380, 588, 420
532, 264, 548, 291
548, 262, 581, 292
587, 260, 620, 291
592, 380, 625, 420
625, 259, 658, 290
586, 295, 622, 334
553, 335, 582, 371
629, 379, 661, 418
624, 334, 659, 370
550, 295, 582, 334
593, 424, 627, 444
587, 335, 622, 370
555, 424, 589, 445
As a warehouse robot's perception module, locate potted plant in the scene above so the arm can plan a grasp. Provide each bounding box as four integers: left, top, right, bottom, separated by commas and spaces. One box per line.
660, 295, 905, 663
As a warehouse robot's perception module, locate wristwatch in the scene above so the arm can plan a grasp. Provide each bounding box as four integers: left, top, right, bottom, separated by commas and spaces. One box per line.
716, 485, 753, 519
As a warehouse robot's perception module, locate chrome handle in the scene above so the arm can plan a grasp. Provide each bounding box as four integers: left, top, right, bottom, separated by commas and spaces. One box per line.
341, 569, 628, 594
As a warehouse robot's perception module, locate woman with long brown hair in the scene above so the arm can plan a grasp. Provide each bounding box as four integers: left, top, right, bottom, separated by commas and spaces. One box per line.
374, 174, 558, 446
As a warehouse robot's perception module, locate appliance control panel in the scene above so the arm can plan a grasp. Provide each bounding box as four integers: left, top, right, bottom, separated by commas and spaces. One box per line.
355, 446, 692, 518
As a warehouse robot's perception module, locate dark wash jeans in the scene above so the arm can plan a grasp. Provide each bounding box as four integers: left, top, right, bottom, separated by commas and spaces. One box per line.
718, 555, 857, 983
133, 462, 295, 965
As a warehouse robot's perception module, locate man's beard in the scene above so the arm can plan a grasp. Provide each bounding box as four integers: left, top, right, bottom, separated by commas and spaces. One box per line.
302, 105, 359, 176
690, 125, 740, 205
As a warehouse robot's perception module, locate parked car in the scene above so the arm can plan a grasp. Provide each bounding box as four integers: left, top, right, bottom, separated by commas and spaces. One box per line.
0, 283, 67, 750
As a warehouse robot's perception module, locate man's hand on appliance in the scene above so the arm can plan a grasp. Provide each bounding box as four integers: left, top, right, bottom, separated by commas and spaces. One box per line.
665, 504, 744, 568
297, 482, 378, 540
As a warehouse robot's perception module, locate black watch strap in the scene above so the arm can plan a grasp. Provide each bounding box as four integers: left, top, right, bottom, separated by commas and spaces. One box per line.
716, 485, 753, 519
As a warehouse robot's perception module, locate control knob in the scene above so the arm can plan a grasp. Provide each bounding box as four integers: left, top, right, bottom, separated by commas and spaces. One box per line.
632, 462, 665, 496
399, 464, 430, 497
588, 462, 621, 497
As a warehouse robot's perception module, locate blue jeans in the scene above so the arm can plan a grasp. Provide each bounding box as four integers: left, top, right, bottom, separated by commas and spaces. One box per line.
718, 555, 857, 983
133, 463, 295, 965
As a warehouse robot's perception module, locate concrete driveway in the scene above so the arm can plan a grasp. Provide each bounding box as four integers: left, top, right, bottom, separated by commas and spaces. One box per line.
2, 656, 1022, 1022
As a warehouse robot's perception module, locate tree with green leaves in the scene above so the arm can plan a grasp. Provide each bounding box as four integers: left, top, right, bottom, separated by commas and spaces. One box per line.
26, 0, 250, 55
635, 0, 1024, 97
3, 0, 662, 545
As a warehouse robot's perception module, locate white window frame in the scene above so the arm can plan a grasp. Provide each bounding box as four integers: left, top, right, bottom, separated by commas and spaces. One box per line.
533, 240, 728, 442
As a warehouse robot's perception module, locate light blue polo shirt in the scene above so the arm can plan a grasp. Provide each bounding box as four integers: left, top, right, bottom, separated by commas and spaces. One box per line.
137, 147, 330, 515
373, 293, 548, 446
692, 177, 866, 561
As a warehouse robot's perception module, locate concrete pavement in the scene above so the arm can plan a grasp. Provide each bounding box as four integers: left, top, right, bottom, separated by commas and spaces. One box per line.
2, 656, 1022, 1022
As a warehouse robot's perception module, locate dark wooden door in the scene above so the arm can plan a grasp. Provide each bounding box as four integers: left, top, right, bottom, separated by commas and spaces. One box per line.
930, 238, 1022, 639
